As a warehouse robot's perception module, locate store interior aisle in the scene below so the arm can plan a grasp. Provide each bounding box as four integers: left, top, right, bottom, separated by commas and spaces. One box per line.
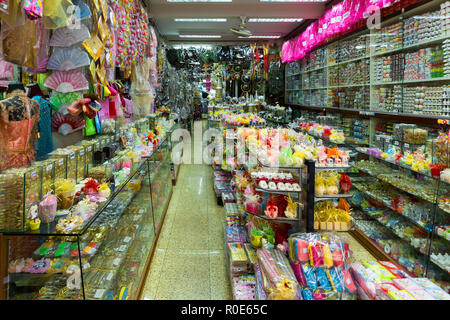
141, 121, 375, 300
142, 120, 232, 300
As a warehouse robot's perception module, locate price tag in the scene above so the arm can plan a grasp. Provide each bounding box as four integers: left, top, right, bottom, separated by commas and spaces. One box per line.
31, 171, 37, 179
376, 136, 381, 141
70, 153, 75, 160
119, 245, 127, 252
112, 258, 121, 266
404, 143, 410, 148
336, 15, 342, 22
106, 272, 114, 281
80, 150, 85, 156
47, 164, 53, 171
59, 159, 64, 166
310, 34, 314, 40
343, 11, 350, 19
323, 23, 327, 29
88, 146, 93, 152
302, 41, 307, 46
318, 28, 322, 33
83, 263, 90, 270
123, 236, 132, 243
94, 289, 105, 299
394, 141, 399, 146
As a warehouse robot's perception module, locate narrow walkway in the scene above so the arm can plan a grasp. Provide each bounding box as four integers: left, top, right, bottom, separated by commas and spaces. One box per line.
142, 120, 232, 299
142, 164, 231, 300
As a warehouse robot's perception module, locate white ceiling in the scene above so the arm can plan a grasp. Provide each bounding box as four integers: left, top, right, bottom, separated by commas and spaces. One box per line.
143, 0, 327, 44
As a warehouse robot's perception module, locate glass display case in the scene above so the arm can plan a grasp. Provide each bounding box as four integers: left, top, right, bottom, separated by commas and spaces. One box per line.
0, 142, 174, 300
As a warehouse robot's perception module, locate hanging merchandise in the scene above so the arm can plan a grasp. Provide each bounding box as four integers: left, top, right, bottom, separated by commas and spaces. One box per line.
44, 70, 89, 93
0, 59, 14, 79
130, 58, 153, 118
32, 96, 53, 160
50, 92, 83, 112
47, 46, 91, 71
263, 44, 270, 81
49, 24, 91, 47
72, 0, 91, 20
42, 0, 76, 29
0, 19, 39, 68
111, 0, 149, 70
23, 0, 43, 20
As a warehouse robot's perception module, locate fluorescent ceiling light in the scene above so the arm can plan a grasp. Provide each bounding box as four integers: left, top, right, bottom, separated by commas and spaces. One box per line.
173, 44, 213, 49
175, 18, 227, 22
248, 18, 303, 22
168, 0, 232, 2
179, 34, 222, 38
239, 35, 281, 39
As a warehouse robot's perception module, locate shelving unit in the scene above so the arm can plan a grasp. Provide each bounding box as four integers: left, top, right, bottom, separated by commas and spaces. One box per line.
285, 0, 450, 122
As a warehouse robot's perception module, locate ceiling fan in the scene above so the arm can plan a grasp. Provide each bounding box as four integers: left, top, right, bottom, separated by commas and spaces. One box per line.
230, 16, 252, 37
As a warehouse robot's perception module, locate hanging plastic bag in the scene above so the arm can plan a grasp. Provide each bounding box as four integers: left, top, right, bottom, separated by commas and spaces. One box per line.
84, 114, 96, 136
0, 0, 9, 14
0, 0, 26, 28
0, 59, 13, 79
42, 0, 74, 29
94, 113, 102, 134
1, 19, 38, 67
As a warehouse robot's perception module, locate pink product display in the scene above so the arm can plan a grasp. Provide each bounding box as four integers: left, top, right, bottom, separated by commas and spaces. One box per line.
281, 0, 371, 61
233, 275, 256, 300
111, 1, 149, 68
351, 261, 449, 300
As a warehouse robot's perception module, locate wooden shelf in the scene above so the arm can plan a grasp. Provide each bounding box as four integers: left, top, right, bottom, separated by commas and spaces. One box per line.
286, 104, 450, 124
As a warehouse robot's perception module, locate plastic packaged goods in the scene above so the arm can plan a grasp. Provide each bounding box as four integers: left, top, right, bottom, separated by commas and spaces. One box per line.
351, 261, 450, 300
257, 249, 299, 300
232, 274, 256, 300
287, 233, 356, 300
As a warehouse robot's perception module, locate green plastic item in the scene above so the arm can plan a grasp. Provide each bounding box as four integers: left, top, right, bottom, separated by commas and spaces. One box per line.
84, 114, 97, 136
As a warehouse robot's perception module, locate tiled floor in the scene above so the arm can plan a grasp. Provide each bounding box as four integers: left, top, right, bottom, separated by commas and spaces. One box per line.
141, 120, 232, 300
141, 120, 375, 300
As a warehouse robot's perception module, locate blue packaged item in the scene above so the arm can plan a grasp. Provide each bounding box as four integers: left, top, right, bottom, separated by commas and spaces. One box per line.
315, 267, 332, 291
329, 267, 343, 292
301, 264, 318, 290
301, 288, 314, 300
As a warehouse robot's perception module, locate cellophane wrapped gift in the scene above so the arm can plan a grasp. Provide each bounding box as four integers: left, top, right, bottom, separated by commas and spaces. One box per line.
38, 193, 57, 223
257, 248, 299, 300
287, 232, 357, 300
